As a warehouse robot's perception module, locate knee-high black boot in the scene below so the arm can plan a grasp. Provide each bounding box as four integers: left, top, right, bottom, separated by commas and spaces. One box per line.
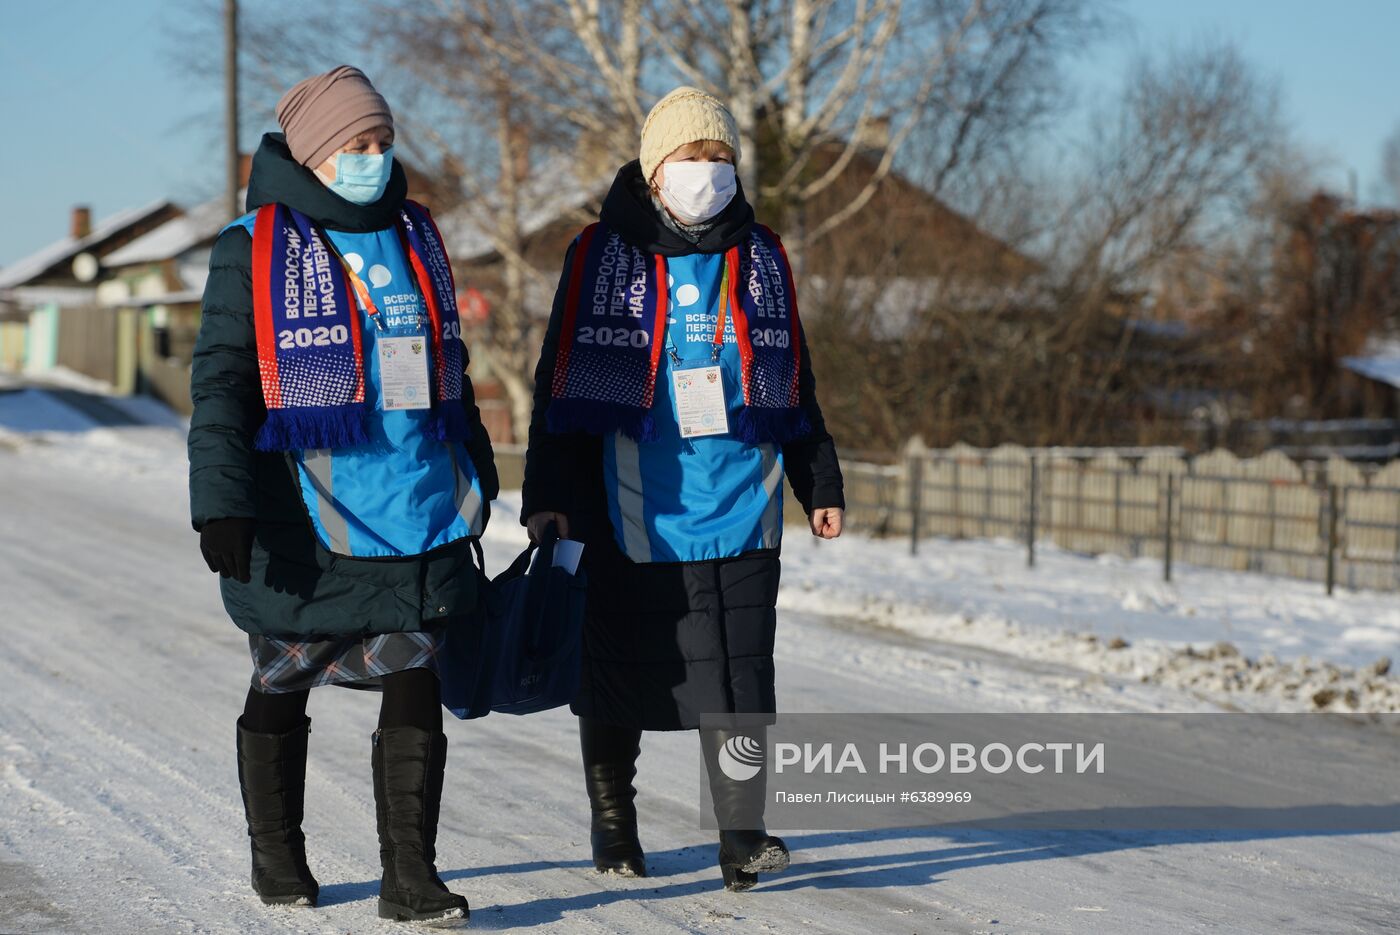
700, 727, 790, 892
579, 717, 646, 877
372, 727, 469, 924
236, 716, 319, 906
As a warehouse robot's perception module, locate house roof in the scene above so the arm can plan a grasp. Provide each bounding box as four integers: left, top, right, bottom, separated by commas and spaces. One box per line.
0, 199, 176, 290
110, 289, 205, 308
0, 285, 99, 309
796, 141, 1041, 278
103, 193, 244, 268
1343, 337, 1400, 389
434, 160, 606, 263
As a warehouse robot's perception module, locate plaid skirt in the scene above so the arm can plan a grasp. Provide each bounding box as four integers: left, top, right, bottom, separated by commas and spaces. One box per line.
249, 630, 444, 694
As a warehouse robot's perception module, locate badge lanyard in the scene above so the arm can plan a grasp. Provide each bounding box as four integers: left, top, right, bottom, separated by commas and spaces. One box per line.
340, 260, 387, 331
322, 227, 424, 334
666, 256, 734, 440
665, 257, 732, 366
318, 226, 433, 411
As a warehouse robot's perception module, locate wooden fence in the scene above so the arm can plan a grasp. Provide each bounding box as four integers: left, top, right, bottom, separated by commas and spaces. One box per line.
55, 305, 119, 385
842, 441, 1400, 594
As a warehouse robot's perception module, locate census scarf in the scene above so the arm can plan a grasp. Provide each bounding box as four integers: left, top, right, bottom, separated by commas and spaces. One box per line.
547, 221, 808, 444
250, 199, 469, 451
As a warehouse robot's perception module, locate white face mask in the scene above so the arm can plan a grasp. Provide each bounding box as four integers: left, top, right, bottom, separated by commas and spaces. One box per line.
657, 161, 737, 225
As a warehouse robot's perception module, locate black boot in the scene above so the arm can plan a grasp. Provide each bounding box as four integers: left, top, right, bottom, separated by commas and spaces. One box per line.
579, 717, 647, 877
372, 727, 469, 924
700, 727, 790, 892
236, 716, 319, 907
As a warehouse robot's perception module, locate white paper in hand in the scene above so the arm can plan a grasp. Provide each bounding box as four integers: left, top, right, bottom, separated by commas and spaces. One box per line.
551, 539, 584, 575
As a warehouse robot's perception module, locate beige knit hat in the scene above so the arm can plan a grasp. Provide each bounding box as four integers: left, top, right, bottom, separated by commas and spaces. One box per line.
276, 65, 395, 168
639, 87, 740, 184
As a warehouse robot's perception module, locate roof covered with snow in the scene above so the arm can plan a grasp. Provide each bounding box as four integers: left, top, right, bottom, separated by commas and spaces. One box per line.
102, 192, 246, 268
110, 289, 204, 308
1, 285, 99, 309
0, 200, 175, 290
1342, 337, 1400, 389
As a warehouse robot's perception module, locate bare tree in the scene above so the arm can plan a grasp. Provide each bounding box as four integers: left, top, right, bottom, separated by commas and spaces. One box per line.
632, 0, 1103, 273
406, 0, 1101, 438
392, 1, 630, 437
175, 0, 1105, 444
1031, 41, 1286, 442
799, 39, 1292, 450
1056, 43, 1283, 294
167, 1, 381, 154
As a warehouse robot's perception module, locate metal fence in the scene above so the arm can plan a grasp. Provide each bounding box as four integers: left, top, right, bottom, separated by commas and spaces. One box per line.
841, 444, 1400, 594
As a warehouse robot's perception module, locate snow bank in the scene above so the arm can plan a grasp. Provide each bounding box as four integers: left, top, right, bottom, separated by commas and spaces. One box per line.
779, 532, 1400, 713
0, 384, 187, 464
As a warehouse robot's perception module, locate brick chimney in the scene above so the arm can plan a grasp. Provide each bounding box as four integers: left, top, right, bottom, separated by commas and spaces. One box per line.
71, 205, 92, 239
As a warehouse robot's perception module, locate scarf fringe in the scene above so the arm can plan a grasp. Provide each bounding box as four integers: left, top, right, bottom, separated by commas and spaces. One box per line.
255, 405, 373, 452
734, 405, 811, 445
547, 398, 658, 442
253, 202, 469, 454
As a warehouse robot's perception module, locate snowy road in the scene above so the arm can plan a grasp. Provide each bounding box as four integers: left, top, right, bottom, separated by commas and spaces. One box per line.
2, 425, 1399, 933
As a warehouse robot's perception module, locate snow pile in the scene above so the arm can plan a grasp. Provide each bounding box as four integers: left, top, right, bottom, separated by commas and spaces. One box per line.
0, 364, 122, 395
1129, 641, 1396, 712
778, 533, 1400, 713
782, 586, 1400, 713
0, 381, 188, 474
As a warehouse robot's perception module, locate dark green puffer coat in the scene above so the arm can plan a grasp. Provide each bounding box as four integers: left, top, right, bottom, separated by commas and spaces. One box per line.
188, 132, 498, 638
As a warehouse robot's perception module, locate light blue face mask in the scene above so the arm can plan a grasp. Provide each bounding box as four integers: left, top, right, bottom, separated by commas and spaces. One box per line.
327, 146, 394, 204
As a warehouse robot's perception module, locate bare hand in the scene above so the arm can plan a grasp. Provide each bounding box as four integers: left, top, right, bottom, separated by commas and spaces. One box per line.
526, 511, 570, 544
809, 507, 844, 539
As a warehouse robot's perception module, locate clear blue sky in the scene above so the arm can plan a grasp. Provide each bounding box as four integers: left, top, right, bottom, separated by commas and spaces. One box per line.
1, 0, 1397, 268
1074, 0, 1398, 199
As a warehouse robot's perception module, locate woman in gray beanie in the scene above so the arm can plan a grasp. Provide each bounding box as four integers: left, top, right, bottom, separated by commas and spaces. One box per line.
190, 65, 496, 924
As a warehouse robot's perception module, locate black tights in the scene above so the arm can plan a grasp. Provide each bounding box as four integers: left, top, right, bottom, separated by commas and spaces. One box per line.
241, 667, 443, 734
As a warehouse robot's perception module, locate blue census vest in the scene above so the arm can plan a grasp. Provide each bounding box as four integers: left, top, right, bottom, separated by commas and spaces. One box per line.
229, 213, 485, 557
601, 250, 784, 563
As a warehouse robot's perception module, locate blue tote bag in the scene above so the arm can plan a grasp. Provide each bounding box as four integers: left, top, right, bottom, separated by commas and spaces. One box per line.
440, 525, 586, 719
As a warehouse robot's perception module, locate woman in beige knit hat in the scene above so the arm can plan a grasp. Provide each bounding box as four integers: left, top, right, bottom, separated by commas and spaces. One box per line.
190, 65, 497, 924
523, 86, 845, 890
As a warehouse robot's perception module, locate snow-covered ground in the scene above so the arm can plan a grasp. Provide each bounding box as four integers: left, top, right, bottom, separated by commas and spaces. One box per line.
2, 388, 1398, 933
779, 531, 1400, 714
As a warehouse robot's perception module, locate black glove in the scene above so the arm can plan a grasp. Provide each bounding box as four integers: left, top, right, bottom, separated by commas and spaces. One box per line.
199, 518, 255, 584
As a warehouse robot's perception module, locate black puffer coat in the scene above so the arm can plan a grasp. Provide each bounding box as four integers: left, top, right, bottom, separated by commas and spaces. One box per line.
522, 162, 843, 730
188, 133, 498, 638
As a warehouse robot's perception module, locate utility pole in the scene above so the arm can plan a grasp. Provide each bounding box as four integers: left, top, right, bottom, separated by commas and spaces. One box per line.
224, 0, 240, 221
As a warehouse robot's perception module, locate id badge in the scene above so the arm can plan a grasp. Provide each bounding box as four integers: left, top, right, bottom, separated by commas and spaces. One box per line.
672, 364, 728, 437
377, 335, 432, 410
